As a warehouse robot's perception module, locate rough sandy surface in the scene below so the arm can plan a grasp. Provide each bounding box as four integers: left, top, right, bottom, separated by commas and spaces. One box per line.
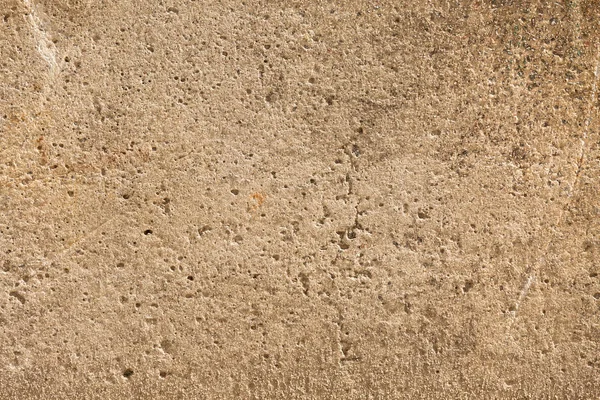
2, 0, 600, 398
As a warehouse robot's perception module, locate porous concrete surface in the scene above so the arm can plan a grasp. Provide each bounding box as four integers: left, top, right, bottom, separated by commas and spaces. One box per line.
1, 0, 600, 398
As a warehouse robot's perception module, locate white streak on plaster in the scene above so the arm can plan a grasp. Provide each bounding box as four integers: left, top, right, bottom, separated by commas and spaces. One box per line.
567, 48, 600, 199
23, 0, 59, 80
580, 59, 599, 142
513, 275, 534, 316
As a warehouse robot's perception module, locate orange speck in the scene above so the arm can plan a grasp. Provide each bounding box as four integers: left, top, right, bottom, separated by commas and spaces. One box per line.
251, 192, 265, 207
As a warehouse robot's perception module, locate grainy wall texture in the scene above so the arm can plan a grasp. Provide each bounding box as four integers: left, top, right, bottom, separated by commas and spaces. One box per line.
2, 0, 600, 398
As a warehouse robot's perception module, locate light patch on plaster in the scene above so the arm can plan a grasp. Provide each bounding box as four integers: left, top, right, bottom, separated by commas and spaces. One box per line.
23, 0, 60, 80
